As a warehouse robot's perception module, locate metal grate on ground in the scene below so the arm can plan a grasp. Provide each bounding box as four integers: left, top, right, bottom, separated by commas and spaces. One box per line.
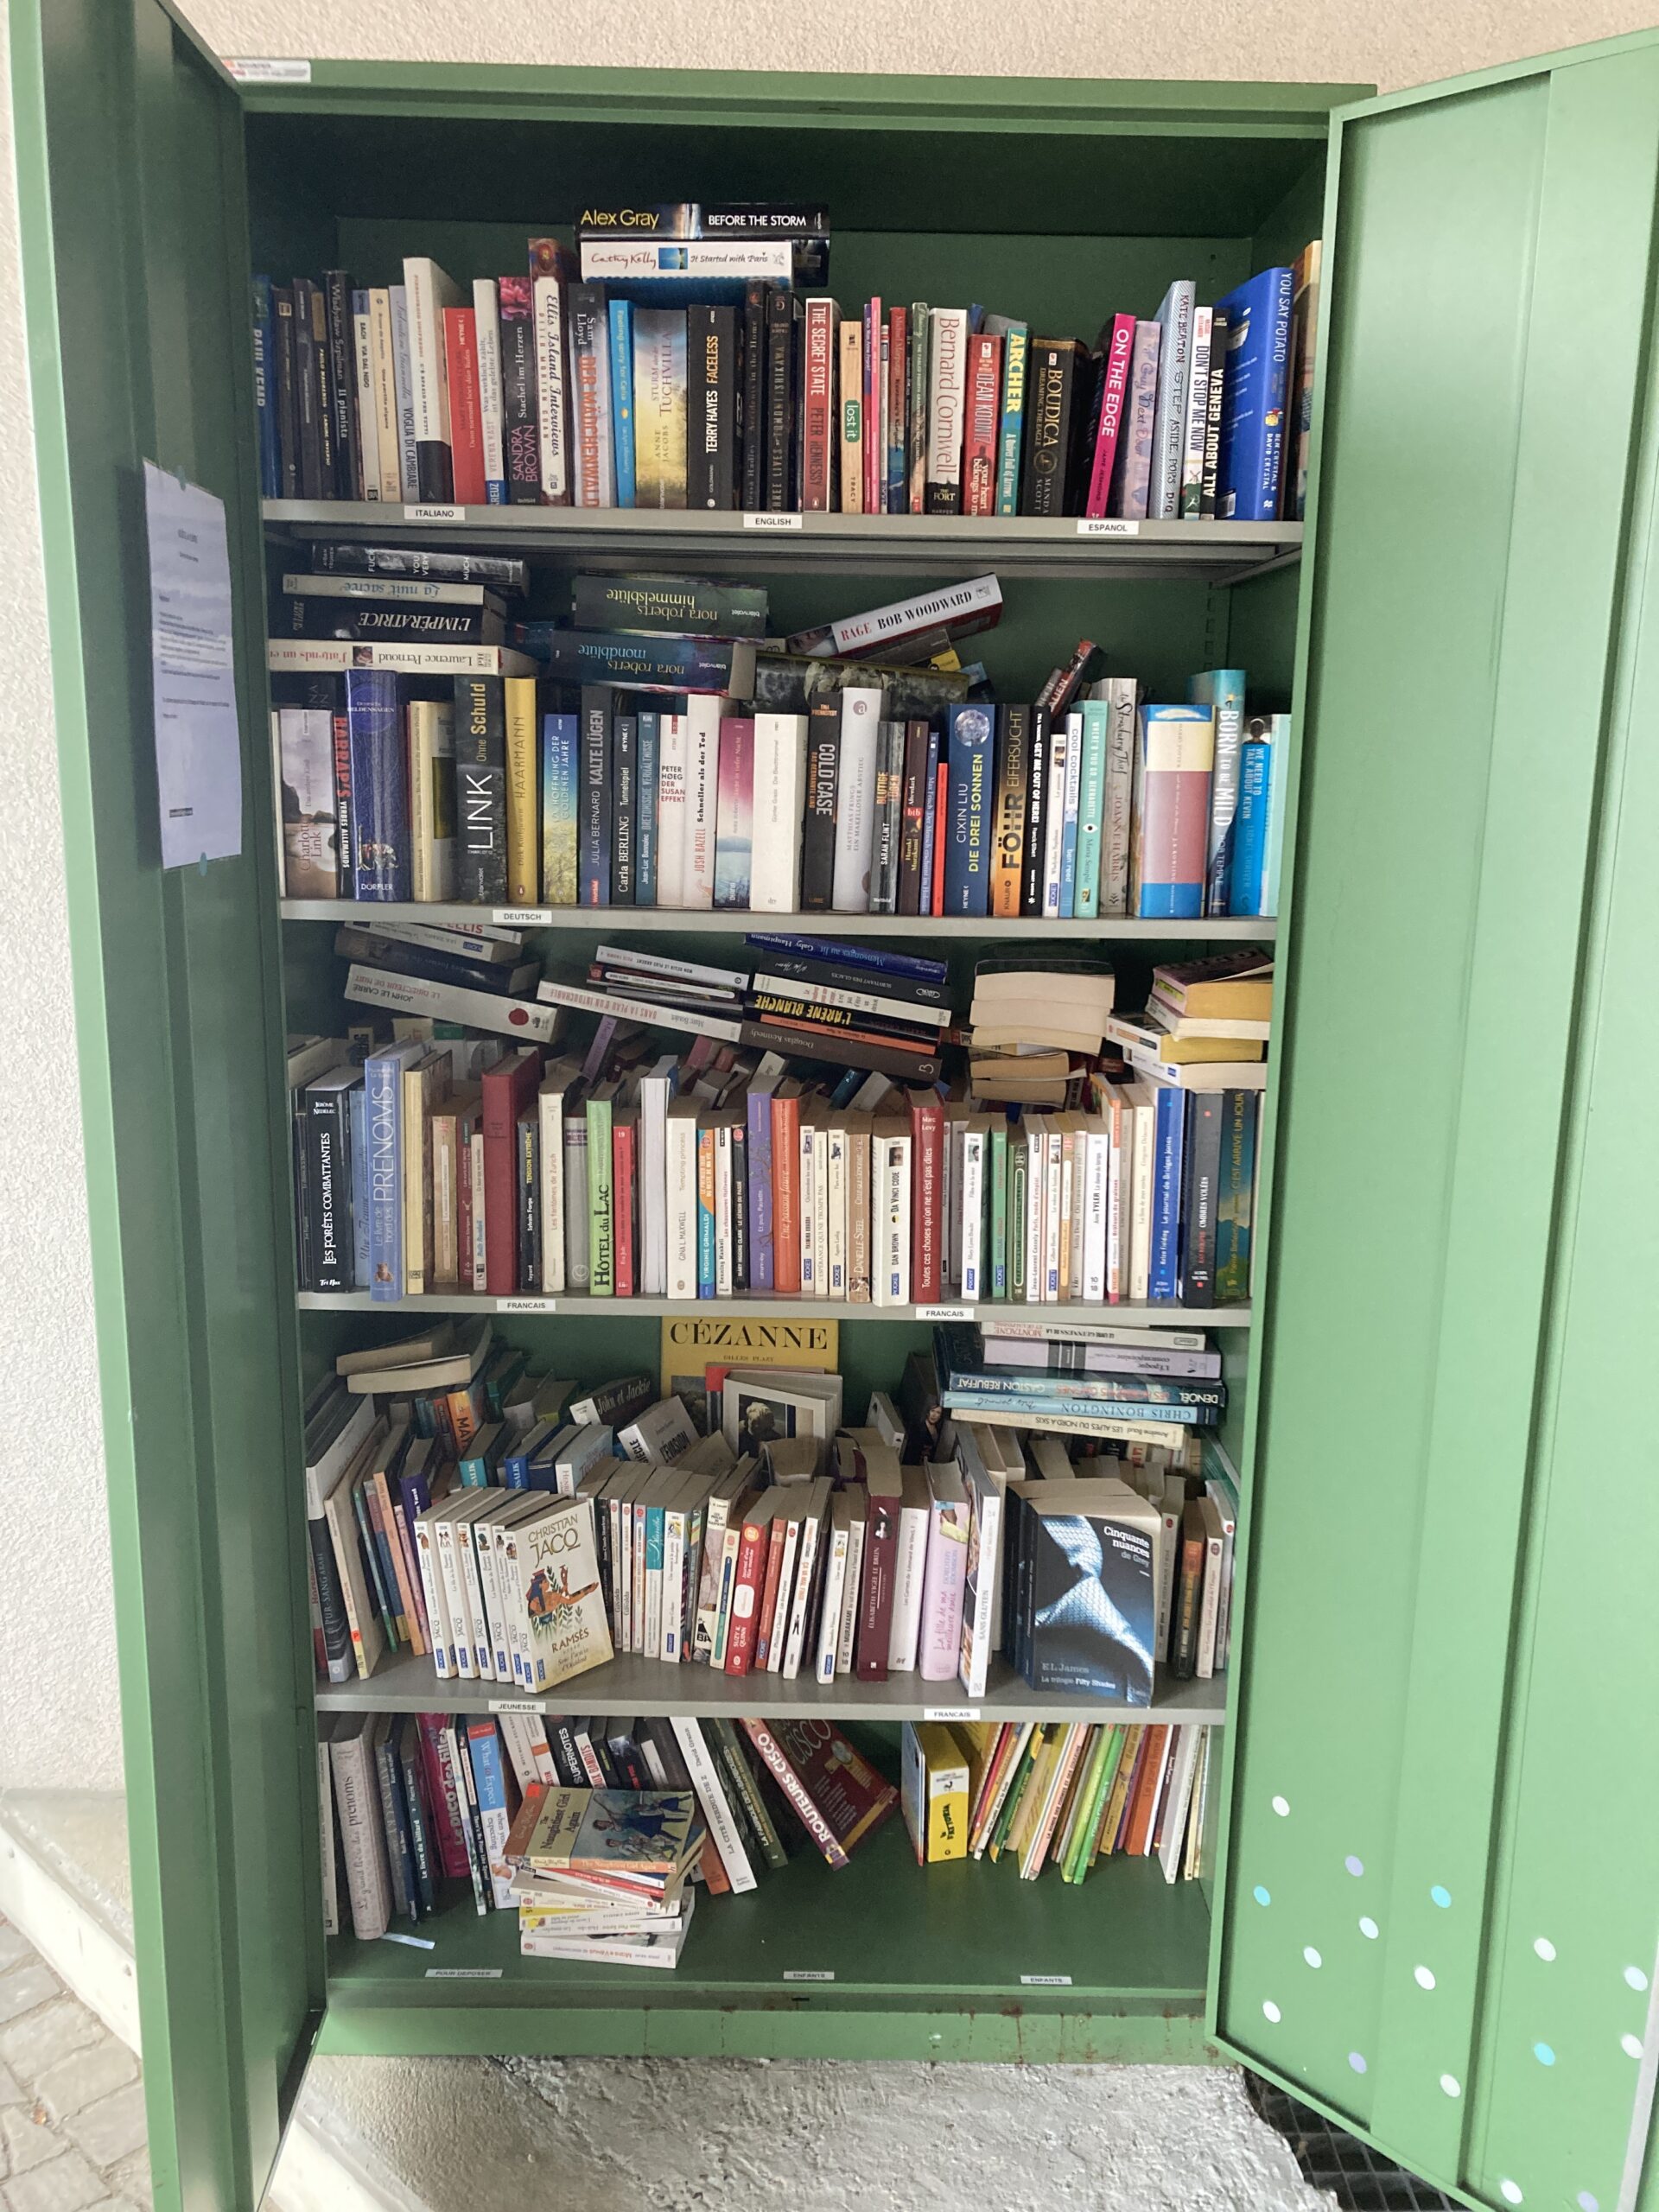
1244, 2071, 1461, 2212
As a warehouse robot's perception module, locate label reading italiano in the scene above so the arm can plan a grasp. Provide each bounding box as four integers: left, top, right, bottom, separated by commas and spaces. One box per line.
404, 504, 465, 523
1020, 1974, 1073, 1986
917, 1304, 973, 1322
224, 57, 313, 80
499, 1297, 556, 1314
744, 512, 803, 531
426, 1967, 504, 1980
925, 1707, 980, 1724
783, 1969, 835, 1981
489, 1699, 543, 1714
1076, 518, 1139, 537
493, 907, 552, 926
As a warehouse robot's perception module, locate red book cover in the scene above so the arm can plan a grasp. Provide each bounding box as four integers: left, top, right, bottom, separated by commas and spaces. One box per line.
862, 297, 883, 514
906, 1088, 945, 1304
612, 1116, 637, 1297
802, 300, 836, 512
961, 332, 1003, 517
748, 1717, 899, 1858
739, 1719, 850, 1869
722, 1502, 774, 1675
1126, 1725, 1171, 1857
930, 760, 949, 917
416, 1712, 473, 1881
752, 1514, 791, 1669
770, 1085, 804, 1294
480, 1047, 542, 1295
855, 1462, 903, 1680
442, 306, 486, 506
1084, 314, 1137, 518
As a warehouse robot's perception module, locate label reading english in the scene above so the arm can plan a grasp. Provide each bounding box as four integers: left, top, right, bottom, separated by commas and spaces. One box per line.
744, 512, 803, 531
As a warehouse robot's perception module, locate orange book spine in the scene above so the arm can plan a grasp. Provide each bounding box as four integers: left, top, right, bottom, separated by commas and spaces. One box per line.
771, 1091, 803, 1294
1124, 1726, 1170, 1857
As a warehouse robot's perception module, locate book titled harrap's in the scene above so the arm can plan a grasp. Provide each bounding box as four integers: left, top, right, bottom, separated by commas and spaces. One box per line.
1022, 1482, 1156, 1704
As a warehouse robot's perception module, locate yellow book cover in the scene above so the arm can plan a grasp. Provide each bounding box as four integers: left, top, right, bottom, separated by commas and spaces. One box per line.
658, 1314, 839, 1413
632, 308, 688, 511
900, 1721, 970, 1865
1098, 1722, 1146, 1857
504, 677, 539, 906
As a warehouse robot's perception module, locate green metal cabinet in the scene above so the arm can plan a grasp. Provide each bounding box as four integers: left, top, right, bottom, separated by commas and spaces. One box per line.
11, 3, 1659, 2207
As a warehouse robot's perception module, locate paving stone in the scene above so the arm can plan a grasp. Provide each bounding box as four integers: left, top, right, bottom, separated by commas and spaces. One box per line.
103, 2158, 149, 2210
62, 2087, 145, 2173
33, 2046, 135, 2128
0, 1935, 33, 1980
0, 2107, 60, 2178
0, 2069, 23, 2108
0, 2010, 101, 2087
3, 2145, 109, 2212
0, 1974, 58, 2034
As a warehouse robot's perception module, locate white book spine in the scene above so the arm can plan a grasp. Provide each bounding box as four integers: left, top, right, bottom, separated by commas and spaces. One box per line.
810, 1127, 830, 1292
389, 283, 419, 499
346, 963, 561, 1044
532, 275, 571, 503
639, 1073, 671, 1298
1065, 1128, 1087, 1300
502, 1522, 536, 1689
960, 1478, 1001, 1698
350, 297, 380, 501
472, 279, 505, 496
490, 1522, 524, 1685
756, 971, 946, 1029
683, 699, 723, 910
460, 1521, 495, 1683
411, 1513, 453, 1680
656, 716, 689, 907
665, 1114, 700, 1299
781, 1510, 823, 1679
815, 1525, 850, 1683
822, 571, 1001, 659
942, 1120, 961, 1294
1129, 1092, 1157, 1303
330, 1732, 391, 1942
402, 256, 454, 451
888, 1503, 929, 1671
1041, 725, 1068, 918
1044, 1131, 1064, 1300
1105, 1108, 1129, 1302
830, 689, 884, 912
1022, 1136, 1045, 1305
765, 1518, 802, 1674
538, 1086, 566, 1294
661, 1508, 686, 1661
367, 289, 403, 501
826, 1126, 849, 1300
835, 1517, 867, 1675
1149, 279, 1194, 521
607, 1494, 632, 1652
1101, 678, 1138, 917
715, 1123, 734, 1296
435, 1518, 474, 1679
749, 714, 808, 912
632, 1502, 650, 1657
1197, 1532, 1225, 1679
668, 1718, 758, 1893
960, 1129, 986, 1300
798, 1122, 819, 1294
1180, 307, 1212, 511
1084, 1128, 1110, 1303
874, 1135, 911, 1306
1061, 712, 1084, 912
925, 307, 968, 503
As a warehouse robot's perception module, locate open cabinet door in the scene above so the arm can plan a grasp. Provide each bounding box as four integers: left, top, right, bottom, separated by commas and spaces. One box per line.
10, 4, 321, 2208
1214, 30, 1659, 2212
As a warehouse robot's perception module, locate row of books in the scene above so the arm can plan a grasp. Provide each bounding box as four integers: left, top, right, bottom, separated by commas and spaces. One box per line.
252, 223, 1319, 523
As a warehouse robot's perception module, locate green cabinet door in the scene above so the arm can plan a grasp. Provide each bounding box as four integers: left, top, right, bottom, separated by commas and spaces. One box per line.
1214, 31, 1659, 2212
11, 4, 319, 2209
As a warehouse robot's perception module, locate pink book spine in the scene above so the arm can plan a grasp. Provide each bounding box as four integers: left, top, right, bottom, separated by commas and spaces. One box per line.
863, 298, 883, 514
918, 1496, 971, 1681
713, 715, 755, 911
416, 1711, 473, 1880
1085, 315, 1138, 518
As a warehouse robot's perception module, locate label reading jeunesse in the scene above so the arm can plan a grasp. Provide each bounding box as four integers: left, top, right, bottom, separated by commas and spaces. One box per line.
489, 1699, 543, 1714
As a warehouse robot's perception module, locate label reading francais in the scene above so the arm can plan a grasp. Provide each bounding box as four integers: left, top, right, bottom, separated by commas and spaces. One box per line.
499, 1297, 556, 1314
404, 504, 465, 523
1076, 518, 1139, 537
925, 1707, 980, 1724
426, 1967, 504, 1979
784, 1969, 835, 1981
744, 512, 803, 531
1020, 1974, 1073, 1986
494, 907, 552, 926
917, 1304, 972, 1322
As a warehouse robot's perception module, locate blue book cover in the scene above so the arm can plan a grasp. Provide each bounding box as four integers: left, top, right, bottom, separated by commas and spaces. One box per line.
1073, 699, 1109, 918
1148, 1082, 1186, 1303
609, 299, 637, 508
465, 1723, 512, 1904
345, 670, 410, 901
578, 690, 612, 906
942, 704, 994, 916
636, 709, 661, 906
365, 1040, 424, 1301
1190, 666, 1246, 916
501, 1418, 554, 1491
747, 1081, 775, 1293
541, 711, 580, 906
829, 1066, 863, 1109
1230, 729, 1273, 918
1214, 266, 1294, 521
348, 1081, 370, 1290
917, 722, 942, 915
394, 1722, 437, 1913
251, 276, 280, 498
744, 932, 948, 986
513, 626, 747, 693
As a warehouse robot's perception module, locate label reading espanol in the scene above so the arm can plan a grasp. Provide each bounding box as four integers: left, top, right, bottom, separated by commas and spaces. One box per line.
744, 511, 803, 531
925, 1707, 980, 1725
224, 57, 313, 80
404, 504, 465, 523
1076, 518, 1139, 537
1020, 1974, 1073, 1986
493, 907, 553, 926
499, 1297, 556, 1314
917, 1304, 972, 1322
783, 1969, 835, 1981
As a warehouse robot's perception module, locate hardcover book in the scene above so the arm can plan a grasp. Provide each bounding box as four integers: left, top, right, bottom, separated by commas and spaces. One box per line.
1014, 1479, 1158, 1704
1214, 264, 1295, 521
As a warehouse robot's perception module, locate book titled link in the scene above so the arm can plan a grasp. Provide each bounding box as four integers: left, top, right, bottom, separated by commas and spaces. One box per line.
744, 511, 803, 531
1077, 518, 1139, 537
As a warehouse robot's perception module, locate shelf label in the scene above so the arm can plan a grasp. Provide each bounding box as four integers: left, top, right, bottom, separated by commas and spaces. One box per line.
224, 56, 313, 80
426, 1967, 504, 1980
499, 1297, 556, 1314
489, 1699, 543, 1713
744, 511, 803, 531
783, 1969, 835, 1982
1076, 518, 1139, 537
493, 907, 552, 926
1020, 1974, 1073, 1986
404, 504, 465, 523
917, 1304, 972, 1323
925, 1707, 980, 1724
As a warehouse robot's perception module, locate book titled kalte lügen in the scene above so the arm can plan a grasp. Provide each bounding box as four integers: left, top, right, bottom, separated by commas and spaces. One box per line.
1014, 1479, 1157, 1705
1213, 265, 1294, 521
942, 703, 994, 915
512, 626, 756, 696
344, 669, 410, 900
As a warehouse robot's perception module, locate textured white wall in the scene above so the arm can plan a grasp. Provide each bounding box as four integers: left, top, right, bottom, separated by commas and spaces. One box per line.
0, 0, 1650, 1796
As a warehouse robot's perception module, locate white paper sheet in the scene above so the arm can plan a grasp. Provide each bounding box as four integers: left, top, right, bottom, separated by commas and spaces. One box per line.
143, 461, 244, 868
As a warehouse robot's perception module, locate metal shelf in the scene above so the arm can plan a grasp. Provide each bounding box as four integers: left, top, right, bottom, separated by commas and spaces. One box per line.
314, 1643, 1230, 1725
280, 898, 1276, 941
296, 1289, 1250, 1326
264, 499, 1301, 583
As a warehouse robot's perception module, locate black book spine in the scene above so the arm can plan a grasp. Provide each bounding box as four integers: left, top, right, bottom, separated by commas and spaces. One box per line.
1199, 308, 1230, 519
454, 674, 508, 902
799, 702, 841, 912
272, 285, 301, 499
612, 712, 638, 905
896, 717, 930, 917
1180, 1091, 1222, 1307
292, 281, 324, 500
1074, 349, 1108, 514
1021, 342, 1080, 518
499, 286, 541, 505
306, 1513, 353, 1675
304, 1090, 353, 1293
327, 684, 353, 899
765, 288, 796, 512
324, 270, 359, 499
740, 280, 767, 511
1021, 704, 1050, 915
753, 951, 947, 1009
546, 1716, 588, 1789
310, 543, 530, 590
292, 1101, 313, 1287
869, 720, 906, 917
687, 304, 738, 512
731, 1119, 750, 1293
518, 1113, 540, 1291
284, 600, 492, 643
791, 294, 807, 511
308, 281, 338, 499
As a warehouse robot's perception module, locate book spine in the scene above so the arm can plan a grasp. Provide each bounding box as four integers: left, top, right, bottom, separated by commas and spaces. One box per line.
503, 678, 539, 906
612, 713, 639, 906
345, 671, 410, 900
925, 307, 966, 513
855, 1487, 899, 1681
271, 283, 300, 498
1058, 709, 1084, 918
802, 298, 836, 512
454, 674, 508, 903
540, 712, 580, 906
388, 284, 421, 501
1180, 1092, 1221, 1307
918, 725, 942, 918
1179, 307, 1212, 518
404, 258, 456, 501
1020, 706, 1049, 916
905, 302, 929, 512
739, 1721, 850, 1869
713, 715, 754, 910
1214, 1088, 1258, 1306
1149, 1084, 1186, 1304
740, 280, 767, 512
1199, 304, 1230, 518
632, 305, 688, 510
1072, 701, 1108, 918
838, 317, 862, 514
765, 289, 796, 512
1131, 705, 1214, 921
961, 332, 1001, 517
1198, 669, 1247, 918
668, 1718, 759, 1891
533, 272, 573, 505
496, 278, 540, 504
472, 280, 506, 502
886, 302, 907, 512
349, 289, 382, 502
686, 303, 736, 511
1150, 283, 1193, 521
799, 703, 840, 912
323, 271, 359, 499
579, 689, 613, 906
1021, 341, 1080, 518
442, 308, 486, 505
994, 325, 1027, 516
911, 1094, 944, 1305
251, 276, 281, 498
1084, 315, 1136, 518
943, 705, 993, 916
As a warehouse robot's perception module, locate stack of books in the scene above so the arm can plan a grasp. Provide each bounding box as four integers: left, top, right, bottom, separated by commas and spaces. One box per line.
252, 231, 1319, 524
505, 1783, 704, 1967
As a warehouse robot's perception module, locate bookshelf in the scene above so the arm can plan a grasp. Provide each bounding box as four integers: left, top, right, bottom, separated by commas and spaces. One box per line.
22, 9, 1659, 2209
280, 899, 1277, 941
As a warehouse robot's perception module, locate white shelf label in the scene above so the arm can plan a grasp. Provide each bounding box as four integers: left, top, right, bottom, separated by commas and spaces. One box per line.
744, 511, 803, 531
489, 1699, 543, 1713
404, 504, 465, 523
1076, 518, 1139, 537
426, 1967, 504, 1980
783, 1969, 835, 1982
1020, 1974, 1073, 1986
225, 56, 313, 80
499, 1297, 556, 1314
917, 1304, 973, 1322
493, 907, 553, 926
925, 1707, 980, 1724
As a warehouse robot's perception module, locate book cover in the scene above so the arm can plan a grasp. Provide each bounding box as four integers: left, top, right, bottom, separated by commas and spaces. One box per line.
749, 712, 807, 913
1214, 264, 1294, 521
1109, 319, 1160, 520
608, 296, 636, 507
472, 278, 506, 502
567, 282, 614, 507
453, 674, 507, 902
498, 276, 540, 504
713, 715, 755, 909
403, 257, 461, 501
685, 302, 738, 511
276, 708, 339, 898
1148, 280, 1194, 521
1021, 338, 1086, 518
838, 316, 862, 514
961, 331, 1002, 516
441, 306, 486, 505
1179, 305, 1212, 518
943, 703, 993, 916
517, 1502, 615, 1694
1020, 1483, 1157, 1704
406, 698, 455, 903
1189, 668, 1247, 917
746, 1717, 898, 1859
345, 670, 410, 901
611, 713, 638, 905
830, 687, 883, 914
1084, 314, 1136, 518
512, 627, 754, 696
802, 296, 837, 512
925, 307, 967, 513
1214, 1087, 1258, 1306
578, 686, 613, 906
1130, 705, 1214, 921
541, 711, 580, 906
633, 307, 689, 508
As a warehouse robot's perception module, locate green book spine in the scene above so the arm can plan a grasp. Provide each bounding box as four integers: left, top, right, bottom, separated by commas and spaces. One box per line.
587, 1093, 614, 1296
1214, 1088, 1257, 1306
989, 1726, 1044, 1862
989, 1122, 1008, 1300
1009, 1138, 1028, 1302
708, 1719, 789, 1869
1065, 1726, 1124, 1884
1072, 699, 1109, 919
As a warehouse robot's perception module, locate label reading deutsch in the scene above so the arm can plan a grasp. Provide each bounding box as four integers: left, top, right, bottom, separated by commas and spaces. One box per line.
225, 57, 313, 80
1076, 518, 1139, 537
925, 1707, 980, 1724
493, 907, 552, 926
744, 512, 803, 531
1020, 1974, 1073, 1986
917, 1304, 972, 1322
783, 1969, 835, 1981
404, 504, 465, 523
499, 1297, 556, 1314
426, 1967, 503, 1980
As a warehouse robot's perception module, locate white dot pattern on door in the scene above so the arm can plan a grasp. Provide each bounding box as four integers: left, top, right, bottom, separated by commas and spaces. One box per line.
1535, 1936, 1556, 1961
1359, 1916, 1379, 1939
1303, 1947, 1322, 1968
1262, 1999, 1281, 2023
1621, 2032, 1643, 2059
1271, 1795, 1289, 1817
1625, 1965, 1649, 1991
1440, 2074, 1461, 2097
1499, 2183, 1522, 2205
1414, 1965, 1436, 1990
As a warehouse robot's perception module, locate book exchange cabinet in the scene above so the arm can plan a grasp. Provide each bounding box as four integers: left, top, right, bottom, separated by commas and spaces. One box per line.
13, 3, 1659, 2206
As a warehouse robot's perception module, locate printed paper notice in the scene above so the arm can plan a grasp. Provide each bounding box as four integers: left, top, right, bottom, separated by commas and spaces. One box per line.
143, 461, 244, 868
